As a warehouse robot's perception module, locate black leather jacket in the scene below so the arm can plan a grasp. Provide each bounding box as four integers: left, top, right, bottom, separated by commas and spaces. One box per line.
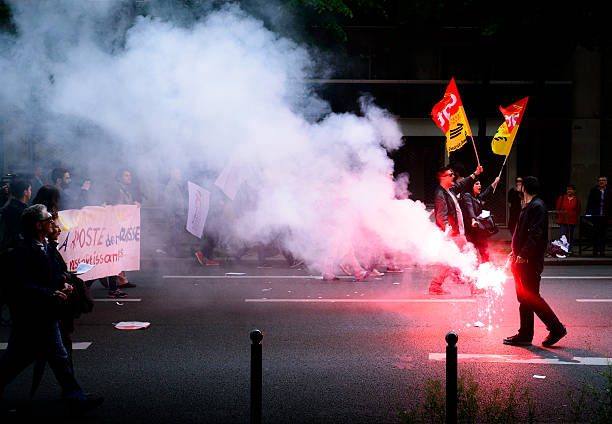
460, 184, 494, 238
511, 197, 548, 269
433, 176, 474, 236
586, 185, 611, 216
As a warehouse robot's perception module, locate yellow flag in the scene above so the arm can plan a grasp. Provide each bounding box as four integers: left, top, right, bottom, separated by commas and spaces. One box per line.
491, 97, 528, 156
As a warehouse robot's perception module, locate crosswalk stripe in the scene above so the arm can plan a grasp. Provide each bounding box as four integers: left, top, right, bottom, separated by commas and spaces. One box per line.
245, 298, 476, 303
1, 342, 92, 350
429, 353, 611, 365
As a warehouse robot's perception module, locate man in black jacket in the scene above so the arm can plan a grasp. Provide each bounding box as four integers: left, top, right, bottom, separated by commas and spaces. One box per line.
585, 176, 611, 256
504, 176, 566, 347
428, 164, 483, 295
0, 204, 103, 411
0, 179, 31, 251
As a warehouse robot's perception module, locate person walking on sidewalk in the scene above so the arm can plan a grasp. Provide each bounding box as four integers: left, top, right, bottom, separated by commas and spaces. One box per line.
504, 176, 567, 347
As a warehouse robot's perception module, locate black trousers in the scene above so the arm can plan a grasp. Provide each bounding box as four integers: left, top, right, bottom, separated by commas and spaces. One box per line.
591, 216, 609, 255
467, 233, 489, 263
0, 321, 82, 398
511, 262, 563, 339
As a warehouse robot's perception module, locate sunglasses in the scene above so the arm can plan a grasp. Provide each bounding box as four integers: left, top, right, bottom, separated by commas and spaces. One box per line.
442, 172, 454, 177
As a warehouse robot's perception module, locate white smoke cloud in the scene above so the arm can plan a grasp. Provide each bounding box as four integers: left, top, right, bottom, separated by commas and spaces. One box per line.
0, 0, 483, 278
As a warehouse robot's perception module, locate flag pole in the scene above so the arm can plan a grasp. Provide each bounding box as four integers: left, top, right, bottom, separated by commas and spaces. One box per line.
469, 134, 481, 167
493, 153, 509, 193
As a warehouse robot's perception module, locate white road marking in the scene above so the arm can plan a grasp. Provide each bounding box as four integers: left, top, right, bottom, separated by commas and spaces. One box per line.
245, 298, 476, 303
429, 353, 611, 366
576, 299, 612, 303
1, 342, 92, 350
542, 276, 612, 280
94, 298, 142, 302
163, 275, 612, 280
164, 275, 341, 279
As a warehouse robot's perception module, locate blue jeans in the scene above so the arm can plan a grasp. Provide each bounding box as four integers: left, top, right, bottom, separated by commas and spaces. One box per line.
0, 320, 84, 400
559, 223, 575, 252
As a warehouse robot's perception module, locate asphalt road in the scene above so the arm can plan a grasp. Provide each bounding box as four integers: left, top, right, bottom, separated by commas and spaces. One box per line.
1, 260, 611, 423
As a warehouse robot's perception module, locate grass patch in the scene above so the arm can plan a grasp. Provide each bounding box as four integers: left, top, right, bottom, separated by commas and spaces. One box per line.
398, 364, 612, 423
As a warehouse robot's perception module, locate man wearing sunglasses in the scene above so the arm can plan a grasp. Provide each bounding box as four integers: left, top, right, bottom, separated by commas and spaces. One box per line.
0, 204, 103, 412
429, 164, 483, 295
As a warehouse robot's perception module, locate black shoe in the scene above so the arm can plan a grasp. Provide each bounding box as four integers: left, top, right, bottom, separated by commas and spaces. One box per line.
66, 394, 104, 412
119, 282, 137, 288
107, 289, 128, 299
542, 325, 567, 347
503, 334, 532, 346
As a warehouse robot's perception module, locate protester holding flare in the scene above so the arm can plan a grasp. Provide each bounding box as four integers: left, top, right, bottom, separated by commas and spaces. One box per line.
428, 164, 483, 295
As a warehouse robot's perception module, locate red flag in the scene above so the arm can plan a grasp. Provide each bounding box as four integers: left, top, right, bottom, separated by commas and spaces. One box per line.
431, 78, 473, 154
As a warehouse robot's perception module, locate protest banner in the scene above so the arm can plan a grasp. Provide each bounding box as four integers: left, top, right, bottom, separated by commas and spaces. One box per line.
214, 158, 245, 201
187, 181, 210, 238
56, 205, 140, 281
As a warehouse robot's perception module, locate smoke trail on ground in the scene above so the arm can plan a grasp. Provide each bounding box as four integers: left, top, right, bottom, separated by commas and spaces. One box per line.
0, 0, 483, 277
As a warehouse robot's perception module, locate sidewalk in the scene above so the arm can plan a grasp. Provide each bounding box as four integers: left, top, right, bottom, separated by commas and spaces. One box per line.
489, 231, 612, 266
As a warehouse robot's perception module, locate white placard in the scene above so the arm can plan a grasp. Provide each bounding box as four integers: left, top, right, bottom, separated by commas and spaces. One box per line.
186, 181, 210, 238
214, 159, 245, 201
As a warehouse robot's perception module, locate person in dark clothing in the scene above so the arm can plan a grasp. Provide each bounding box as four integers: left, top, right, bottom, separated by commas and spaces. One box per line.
585, 176, 611, 256
507, 177, 524, 236
0, 179, 31, 251
77, 178, 92, 208
504, 176, 566, 347
51, 168, 75, 211
30, 218, 94, 398
0, 182, 9, 208
32, 184, 61, 216
0, 204, 103, 411
428, 164, 483, 295
30, 166, 46, 199
460, 176, 500, 263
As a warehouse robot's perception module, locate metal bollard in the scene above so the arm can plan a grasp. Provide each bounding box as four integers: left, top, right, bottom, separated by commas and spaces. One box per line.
250, 329, 263, 424
445, 332, 458, 424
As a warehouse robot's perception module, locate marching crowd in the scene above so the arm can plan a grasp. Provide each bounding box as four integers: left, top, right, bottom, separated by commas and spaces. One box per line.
0, 160, 609, 412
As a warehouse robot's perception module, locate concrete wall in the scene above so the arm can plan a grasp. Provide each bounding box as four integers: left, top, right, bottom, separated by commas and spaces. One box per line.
571, 46, 602, 212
